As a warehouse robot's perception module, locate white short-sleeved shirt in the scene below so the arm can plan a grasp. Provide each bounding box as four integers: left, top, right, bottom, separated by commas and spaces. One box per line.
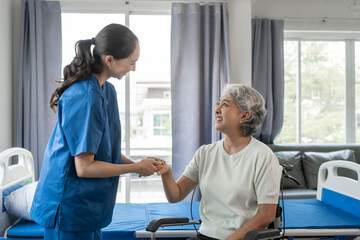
183, 137, 282, 239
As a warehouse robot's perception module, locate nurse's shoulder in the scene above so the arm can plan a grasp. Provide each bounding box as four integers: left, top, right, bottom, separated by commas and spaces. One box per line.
60, 75, 102, 102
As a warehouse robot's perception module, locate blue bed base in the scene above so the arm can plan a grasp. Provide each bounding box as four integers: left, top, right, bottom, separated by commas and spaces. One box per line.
3, 199, 360, 240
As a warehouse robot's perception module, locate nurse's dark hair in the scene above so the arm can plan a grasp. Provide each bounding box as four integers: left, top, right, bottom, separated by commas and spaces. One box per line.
49, 23, 138, 113
222, 84, 267, 136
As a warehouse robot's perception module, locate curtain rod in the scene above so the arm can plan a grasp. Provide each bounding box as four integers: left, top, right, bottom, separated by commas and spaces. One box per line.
253, 16, 360, 23
47, 0, 226, 2
57, 0, 227, 14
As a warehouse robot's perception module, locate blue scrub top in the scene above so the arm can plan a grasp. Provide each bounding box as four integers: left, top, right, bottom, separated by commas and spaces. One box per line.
30, 75, 122, 232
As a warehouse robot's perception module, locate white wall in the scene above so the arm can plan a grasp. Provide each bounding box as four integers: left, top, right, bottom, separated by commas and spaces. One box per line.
0, 0, 13, 152
228, 0, 252, 85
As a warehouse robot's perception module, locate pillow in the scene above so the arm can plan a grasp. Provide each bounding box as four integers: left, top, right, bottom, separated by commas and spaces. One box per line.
2, 183, 23, 213
4, 181, 37, 220
274, 151, 307, 189
302, 150, 356, 189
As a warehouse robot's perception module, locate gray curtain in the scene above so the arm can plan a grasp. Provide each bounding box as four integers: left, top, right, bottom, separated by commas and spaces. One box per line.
16, 0, 62, 179
252, 19, 284, 144
171, 2, 230, 200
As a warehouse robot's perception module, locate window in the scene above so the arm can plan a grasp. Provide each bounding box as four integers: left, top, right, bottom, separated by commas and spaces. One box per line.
153, 114, 171, 136
62, 12, 171, 203
277, 32, 360, 144
128, 15, 171, 203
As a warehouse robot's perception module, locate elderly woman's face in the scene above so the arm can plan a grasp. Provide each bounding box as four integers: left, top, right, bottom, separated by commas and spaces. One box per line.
214, 94, 243, 133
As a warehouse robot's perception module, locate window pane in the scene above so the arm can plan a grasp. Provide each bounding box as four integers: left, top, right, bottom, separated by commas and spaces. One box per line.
356, 42, 360, 143
300, 41, 345, 143
275, 41, 297, 144
128, 15, 171, 203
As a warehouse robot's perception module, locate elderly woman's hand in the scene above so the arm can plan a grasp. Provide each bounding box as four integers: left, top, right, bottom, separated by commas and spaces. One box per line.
155, 158, 170, 175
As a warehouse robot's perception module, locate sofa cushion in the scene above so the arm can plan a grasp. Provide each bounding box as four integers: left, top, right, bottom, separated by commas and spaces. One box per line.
302, 149, 357, 189
274, 151, 307, 189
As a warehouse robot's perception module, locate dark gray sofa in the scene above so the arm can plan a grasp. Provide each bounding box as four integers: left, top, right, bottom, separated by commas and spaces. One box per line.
268, 144, 360, 199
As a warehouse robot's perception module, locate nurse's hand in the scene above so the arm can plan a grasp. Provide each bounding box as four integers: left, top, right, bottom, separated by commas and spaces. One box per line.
135, 158, 159, 177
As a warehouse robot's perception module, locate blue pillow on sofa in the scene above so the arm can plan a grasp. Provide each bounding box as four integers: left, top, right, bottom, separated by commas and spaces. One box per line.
302, 149, 356, 189
274, 151, 307, 189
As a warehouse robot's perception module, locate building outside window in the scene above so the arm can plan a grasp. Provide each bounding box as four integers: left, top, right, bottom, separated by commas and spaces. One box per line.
153, 114, 171, 136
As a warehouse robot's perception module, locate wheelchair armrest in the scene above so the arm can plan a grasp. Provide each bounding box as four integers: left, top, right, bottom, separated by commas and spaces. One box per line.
146, 217, 190, 232
243, 229, 281, 240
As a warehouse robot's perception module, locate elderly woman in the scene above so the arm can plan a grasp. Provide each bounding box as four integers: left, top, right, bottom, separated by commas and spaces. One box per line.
157, 84, 282, 240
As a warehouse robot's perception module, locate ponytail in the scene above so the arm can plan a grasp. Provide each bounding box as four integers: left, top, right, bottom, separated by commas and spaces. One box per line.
49, 39, 100, 113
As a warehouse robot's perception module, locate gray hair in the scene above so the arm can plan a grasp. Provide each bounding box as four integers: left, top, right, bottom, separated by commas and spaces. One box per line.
222, 84, 267, 136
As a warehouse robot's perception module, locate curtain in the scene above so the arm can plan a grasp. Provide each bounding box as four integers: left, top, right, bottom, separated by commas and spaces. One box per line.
171, 2, 230, 200
252, 19, 284, 144
16, 0, 62, 179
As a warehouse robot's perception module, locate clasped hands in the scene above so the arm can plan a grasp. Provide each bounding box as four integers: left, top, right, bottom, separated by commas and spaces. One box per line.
136, 157, 170, 177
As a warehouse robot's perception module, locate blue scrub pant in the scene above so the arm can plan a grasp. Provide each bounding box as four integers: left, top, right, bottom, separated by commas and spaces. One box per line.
44, 228, 102, 240
44, 207, 102, 240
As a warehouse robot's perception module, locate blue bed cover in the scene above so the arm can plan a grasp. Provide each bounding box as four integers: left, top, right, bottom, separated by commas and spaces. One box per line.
5, 199, 360, 240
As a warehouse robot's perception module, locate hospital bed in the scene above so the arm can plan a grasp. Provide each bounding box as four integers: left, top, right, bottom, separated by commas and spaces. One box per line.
1, 148, 360, 240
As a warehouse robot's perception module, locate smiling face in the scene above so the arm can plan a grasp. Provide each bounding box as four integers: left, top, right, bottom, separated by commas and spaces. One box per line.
214, 94, 251, 136
105, 41, 140, 80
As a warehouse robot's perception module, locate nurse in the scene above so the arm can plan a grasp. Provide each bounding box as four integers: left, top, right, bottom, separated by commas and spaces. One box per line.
30, 24, 161, 240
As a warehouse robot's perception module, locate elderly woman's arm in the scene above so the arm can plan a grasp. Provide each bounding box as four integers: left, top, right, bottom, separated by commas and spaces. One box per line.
226, 204, 278, 240
158, 161, 197, 203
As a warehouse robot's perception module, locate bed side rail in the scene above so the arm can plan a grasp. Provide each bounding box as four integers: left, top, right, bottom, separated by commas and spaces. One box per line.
316, 160, 360, 218
0, 147, 34, 212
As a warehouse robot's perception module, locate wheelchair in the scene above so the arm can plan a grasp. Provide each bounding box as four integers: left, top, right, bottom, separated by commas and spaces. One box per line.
145, 164, 300, 240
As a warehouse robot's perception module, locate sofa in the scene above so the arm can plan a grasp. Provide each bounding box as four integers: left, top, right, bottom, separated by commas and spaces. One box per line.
267, 144, 360, 199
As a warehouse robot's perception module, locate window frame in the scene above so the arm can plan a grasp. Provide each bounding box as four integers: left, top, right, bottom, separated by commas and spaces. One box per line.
283, 31, 360, 144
